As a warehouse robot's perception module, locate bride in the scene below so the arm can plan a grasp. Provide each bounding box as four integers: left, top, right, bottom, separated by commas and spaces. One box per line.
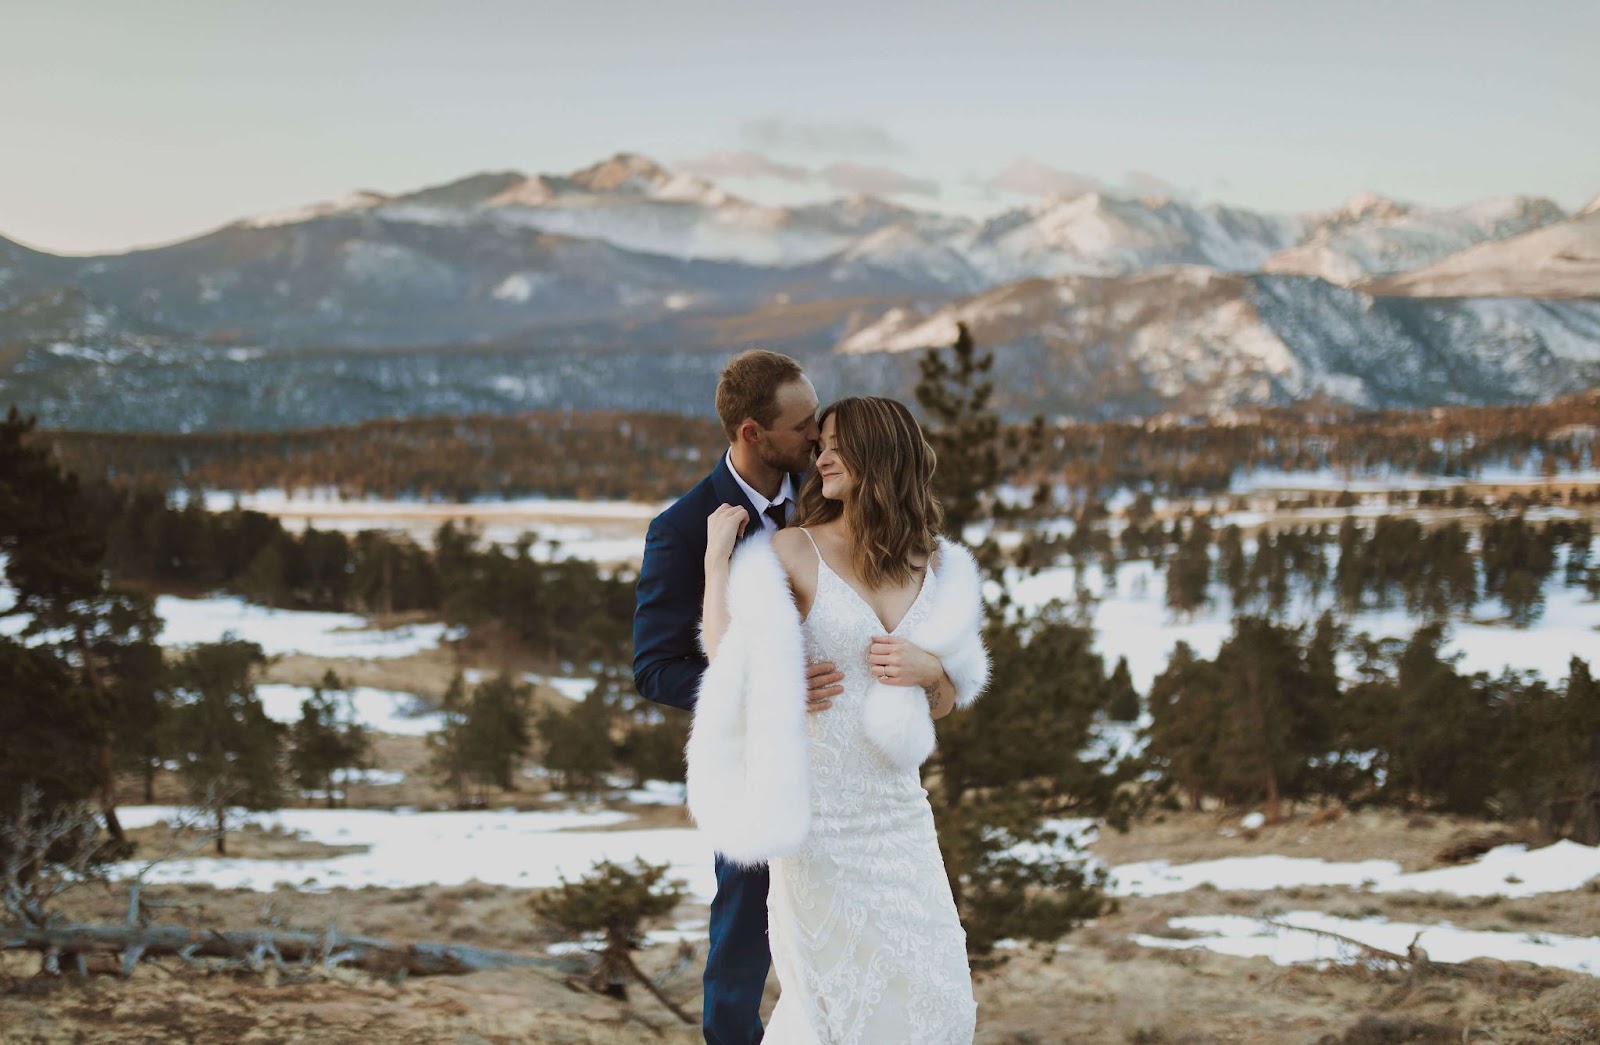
689, 395, 987, 1043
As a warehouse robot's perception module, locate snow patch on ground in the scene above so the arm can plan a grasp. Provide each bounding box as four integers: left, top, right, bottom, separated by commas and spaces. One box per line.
256, 683, 442, 736
155, 595, 450, 660
1136, 910, 1600, 976
112, 806, 717, 899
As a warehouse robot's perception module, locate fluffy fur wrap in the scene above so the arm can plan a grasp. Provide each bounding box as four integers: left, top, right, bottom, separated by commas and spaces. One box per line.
684, 531, 989, 867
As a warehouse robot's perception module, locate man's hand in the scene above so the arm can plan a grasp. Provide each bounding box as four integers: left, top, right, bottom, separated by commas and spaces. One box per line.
868, 636, 942, 689
805, 660, 844, 713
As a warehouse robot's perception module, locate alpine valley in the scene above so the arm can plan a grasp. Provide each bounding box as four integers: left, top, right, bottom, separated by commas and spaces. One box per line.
3, 153, 1598, 431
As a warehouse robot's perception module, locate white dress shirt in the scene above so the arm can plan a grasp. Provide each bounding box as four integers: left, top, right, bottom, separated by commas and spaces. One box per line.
726, 450, 796, 532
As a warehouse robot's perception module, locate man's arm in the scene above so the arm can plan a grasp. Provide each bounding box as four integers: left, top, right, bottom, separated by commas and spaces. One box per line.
633, 513, 706, 712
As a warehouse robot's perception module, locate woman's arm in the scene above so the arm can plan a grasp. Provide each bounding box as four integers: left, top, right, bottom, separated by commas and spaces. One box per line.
868, 636, 959, 720
700, 504, 748, 662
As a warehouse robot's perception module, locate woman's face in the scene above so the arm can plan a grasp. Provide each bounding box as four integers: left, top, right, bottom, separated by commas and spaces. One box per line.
816, 414, 856, 502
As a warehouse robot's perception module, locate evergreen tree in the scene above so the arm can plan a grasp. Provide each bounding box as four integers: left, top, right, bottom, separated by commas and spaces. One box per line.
1105, 656, 1141, 723
1147, 641, 1226, 810
0, 407, 162, 848
428, 673, 474, 808
537, 683, 616, 795
1372, 623, 1499, 813
0, 638, 103, 875
287, 670, 371, 808
912, 331, 1113, 957
460, 673, 534, 793
1498, 658, 1600, 843
1164, 517, 1212, 617
1218, 524, 1249, 609
530, 858, 691, 1020
166, 639, 283, 853
913, 321, 1000, 542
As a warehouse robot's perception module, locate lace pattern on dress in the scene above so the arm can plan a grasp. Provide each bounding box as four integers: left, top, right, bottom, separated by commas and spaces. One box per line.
764, 533, 976, 1043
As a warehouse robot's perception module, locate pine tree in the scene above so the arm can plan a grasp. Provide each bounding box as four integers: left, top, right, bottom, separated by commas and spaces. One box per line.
0, 407, 163, 849
0, 638, 102, 877
914, 321, 1000, 542
1147, 641, 1227, 810
428, 673, 473, 808
529, 858, 691, 1021
537, 683, 616, 795
166, 639, 283, 853
466, 674, 534, 791
1498, 657, 1600, 843
287, 670, 371, 808
913, 330, 1113, 956
1164, 517, 1212, 617
1105, 656, 1141, 723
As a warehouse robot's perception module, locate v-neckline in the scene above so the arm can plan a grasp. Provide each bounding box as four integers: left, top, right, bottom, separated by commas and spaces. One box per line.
812, 544, 934, 636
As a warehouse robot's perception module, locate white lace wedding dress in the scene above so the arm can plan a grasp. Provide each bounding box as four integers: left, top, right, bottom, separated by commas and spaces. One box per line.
764, 536, 977, 1043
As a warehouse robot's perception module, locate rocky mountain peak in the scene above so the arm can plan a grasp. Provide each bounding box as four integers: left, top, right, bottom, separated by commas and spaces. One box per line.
1323, 191, 1409, 229
566, 152, 675, 193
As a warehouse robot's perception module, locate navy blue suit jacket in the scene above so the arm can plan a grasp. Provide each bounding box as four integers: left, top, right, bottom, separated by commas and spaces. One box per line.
633, 454, 804, 712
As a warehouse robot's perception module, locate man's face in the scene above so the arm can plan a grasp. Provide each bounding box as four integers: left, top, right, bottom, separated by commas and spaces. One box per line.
755, 376, 821, 475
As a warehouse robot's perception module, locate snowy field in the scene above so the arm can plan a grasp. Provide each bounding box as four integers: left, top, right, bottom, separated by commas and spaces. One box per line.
1110, 839, 1600, 899
257, 683, 442, 736
999, 558, 1600, 692
201, 488, 662, 564
114, 805, 718, 898
1135, 910, 1600, 976
1228, 465, 1600, 494
155, 595, 451, 660
111, 802, 1600, 974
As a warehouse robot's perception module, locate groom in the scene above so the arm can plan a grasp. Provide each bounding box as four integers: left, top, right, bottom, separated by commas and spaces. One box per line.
633, 349, 844, 1044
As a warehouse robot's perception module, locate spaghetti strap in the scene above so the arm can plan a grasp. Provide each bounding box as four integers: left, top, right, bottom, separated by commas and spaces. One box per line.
797, 526, 823, 559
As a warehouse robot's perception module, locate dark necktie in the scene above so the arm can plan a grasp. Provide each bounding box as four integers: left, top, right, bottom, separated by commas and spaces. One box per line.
764, 501, 788, 530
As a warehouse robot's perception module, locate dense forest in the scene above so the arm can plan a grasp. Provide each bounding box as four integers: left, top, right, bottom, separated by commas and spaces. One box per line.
34, 391, 1600, 505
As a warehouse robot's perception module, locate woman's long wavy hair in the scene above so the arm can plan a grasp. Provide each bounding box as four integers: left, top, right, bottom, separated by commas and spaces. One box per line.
791, 396, 944, 588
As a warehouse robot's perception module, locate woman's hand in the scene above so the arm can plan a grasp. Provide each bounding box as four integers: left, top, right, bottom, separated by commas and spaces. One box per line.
705, 504, 749, 570
867, 636, 942, 689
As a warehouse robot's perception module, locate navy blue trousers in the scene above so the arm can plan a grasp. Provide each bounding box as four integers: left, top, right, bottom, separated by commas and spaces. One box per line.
703, 856, 771, 1044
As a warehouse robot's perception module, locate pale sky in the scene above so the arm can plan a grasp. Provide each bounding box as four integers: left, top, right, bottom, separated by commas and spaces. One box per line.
3, 0, 1597, 254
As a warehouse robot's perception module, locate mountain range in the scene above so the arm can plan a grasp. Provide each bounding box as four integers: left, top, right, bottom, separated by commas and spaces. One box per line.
2, 152, 1597, 430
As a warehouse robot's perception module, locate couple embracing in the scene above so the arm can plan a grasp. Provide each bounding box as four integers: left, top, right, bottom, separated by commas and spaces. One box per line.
633, 350, 988, 1043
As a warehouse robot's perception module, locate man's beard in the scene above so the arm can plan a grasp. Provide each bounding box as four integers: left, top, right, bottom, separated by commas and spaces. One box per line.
759, 440, 816, 477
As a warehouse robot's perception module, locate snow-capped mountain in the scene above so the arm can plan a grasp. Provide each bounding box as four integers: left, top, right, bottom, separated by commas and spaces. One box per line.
839, 266, 1600, 417
964, 191, 1305, 283
1363, 210, 1600, 300
70, 210, 791, 347
340, 153, 923, 268
2, 152, 1596, 430
1262, 192, 1566, 285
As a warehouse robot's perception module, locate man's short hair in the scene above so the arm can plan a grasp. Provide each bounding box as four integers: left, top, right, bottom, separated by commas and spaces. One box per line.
715, 350, 805, 443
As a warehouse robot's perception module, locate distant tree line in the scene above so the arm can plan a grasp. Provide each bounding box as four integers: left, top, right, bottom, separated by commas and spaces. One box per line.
42, 410, 725, 503
1146, 616, 1600, 844
1024, 391, 1600, 500
35, 387, 1599, 508
79, 483, 635, 668
1148, 513, 1596, 626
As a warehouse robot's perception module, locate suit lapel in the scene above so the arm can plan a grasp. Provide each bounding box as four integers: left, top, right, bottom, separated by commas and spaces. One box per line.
711, 454, 762, 546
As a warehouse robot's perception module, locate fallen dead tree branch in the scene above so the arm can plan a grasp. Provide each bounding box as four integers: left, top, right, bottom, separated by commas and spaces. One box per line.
2, 921, 578, 979
1260, 919, 1569, 990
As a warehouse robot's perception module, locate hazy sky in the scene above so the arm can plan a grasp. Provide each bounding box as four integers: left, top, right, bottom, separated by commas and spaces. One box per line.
3, 0, 1597, 254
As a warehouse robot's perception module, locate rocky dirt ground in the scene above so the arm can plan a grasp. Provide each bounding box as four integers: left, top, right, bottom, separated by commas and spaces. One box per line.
4, 808, 1599, 1043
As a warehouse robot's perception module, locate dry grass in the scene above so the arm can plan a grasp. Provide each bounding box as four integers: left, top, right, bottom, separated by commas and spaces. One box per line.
1087, 807, 1532, 874
7, 804, 1600, 1043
